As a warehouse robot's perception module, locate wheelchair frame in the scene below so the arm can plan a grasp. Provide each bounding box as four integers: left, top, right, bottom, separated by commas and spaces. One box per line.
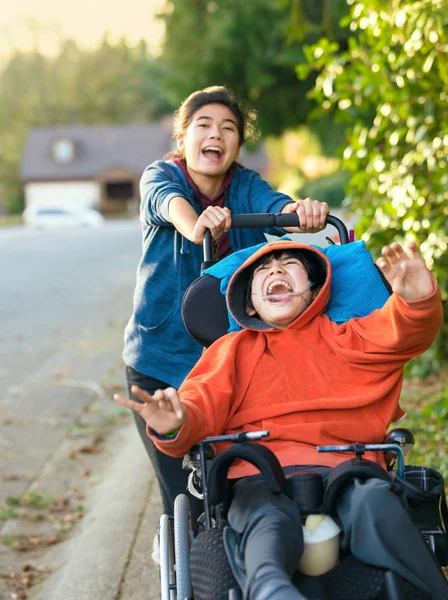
157, 432, 417, 600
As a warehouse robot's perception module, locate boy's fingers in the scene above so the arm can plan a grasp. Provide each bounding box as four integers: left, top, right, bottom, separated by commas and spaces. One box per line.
163, 387, 185, 420
389, 242, 409, 262
114, 394, 145, 414
381, 245, 402, 266
130, 385, 154, 404
153, 389, 165, 402
382, 242, 422, 267
376, 257, 389, 273
407, 242, 420, 260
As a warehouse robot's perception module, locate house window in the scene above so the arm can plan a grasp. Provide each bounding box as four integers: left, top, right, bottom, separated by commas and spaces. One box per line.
106, 181, 134, 200
52, 138, 75, 163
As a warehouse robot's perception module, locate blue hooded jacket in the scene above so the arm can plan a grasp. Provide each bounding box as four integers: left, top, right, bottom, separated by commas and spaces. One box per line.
123, 159, 293, 388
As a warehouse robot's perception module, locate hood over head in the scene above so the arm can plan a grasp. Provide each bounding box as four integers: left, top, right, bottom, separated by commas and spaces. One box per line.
226, 240, 331, 331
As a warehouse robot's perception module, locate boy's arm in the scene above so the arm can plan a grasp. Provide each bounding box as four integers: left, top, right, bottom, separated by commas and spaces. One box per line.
333, 243, 443, 364
115, 334, 241, 457
155, 334, 242, 456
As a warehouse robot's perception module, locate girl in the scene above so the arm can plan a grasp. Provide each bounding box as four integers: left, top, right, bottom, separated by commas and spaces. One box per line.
122, 85, 329, 538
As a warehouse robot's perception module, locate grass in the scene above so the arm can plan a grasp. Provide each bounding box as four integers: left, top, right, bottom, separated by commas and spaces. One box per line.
398, 368, 448, 481
6, 492, 55, 509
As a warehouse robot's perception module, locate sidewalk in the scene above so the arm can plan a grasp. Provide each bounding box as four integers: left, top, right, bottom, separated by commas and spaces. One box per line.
33, 424, 162, 600
0, 316, 163, 600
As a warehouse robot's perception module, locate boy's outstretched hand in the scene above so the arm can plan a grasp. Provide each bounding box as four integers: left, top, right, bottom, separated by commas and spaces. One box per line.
114, 386, 186, 435
376, 242, 434, 302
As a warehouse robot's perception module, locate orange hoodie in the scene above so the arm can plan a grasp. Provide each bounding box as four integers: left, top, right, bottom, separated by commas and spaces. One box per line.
150, 240, 443, 477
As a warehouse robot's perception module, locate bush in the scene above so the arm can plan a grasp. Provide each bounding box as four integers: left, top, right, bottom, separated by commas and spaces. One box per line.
298, 170, 350, 207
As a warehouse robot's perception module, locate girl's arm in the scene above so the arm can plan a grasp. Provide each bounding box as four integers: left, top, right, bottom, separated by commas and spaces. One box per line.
246, 170, 328, 232
168, 196, 231, 243
140, 162, 230, 240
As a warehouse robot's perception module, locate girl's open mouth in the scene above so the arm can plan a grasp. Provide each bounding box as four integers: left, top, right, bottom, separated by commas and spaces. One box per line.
202, 146, 224, 161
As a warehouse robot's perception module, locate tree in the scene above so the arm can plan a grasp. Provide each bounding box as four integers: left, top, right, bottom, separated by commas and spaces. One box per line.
0, 39, 170, 213
297, 0, 448, 369
158, 0, 350, 136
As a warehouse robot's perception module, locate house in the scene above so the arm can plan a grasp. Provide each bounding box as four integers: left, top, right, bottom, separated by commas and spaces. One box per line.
20, 122, 173, 215
20, 122, 269, 215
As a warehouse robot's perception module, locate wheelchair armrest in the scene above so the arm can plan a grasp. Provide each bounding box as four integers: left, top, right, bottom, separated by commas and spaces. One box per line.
207, 442, 286, 510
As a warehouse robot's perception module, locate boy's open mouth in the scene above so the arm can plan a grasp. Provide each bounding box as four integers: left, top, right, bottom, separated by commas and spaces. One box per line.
202, 146, 224, 161
265, 280, 294, 302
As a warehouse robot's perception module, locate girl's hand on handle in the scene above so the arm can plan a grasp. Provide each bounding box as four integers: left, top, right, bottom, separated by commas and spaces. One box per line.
190, 206, 232, 243
376, 242, 434, 301
114, 386, 186, 435
281, 198, 329, 233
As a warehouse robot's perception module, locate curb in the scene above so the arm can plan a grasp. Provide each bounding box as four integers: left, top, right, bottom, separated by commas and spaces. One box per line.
38, 423, 151, 600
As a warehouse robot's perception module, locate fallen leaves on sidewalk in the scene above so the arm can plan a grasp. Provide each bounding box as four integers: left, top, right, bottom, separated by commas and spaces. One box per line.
0, 493, 85, 597
67, 433, 104, 458
1, 493, 84, 537
3, 535, 61, 552
1, 563, 51, 599
2, 475, 26, 481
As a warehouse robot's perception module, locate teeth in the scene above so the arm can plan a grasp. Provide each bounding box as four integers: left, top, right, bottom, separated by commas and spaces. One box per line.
267, 280, 293, 295
203, 146, 222, 154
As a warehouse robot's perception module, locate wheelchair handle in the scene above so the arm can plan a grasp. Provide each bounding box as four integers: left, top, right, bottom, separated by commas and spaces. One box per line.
203, 213, 350, 262
318, 443, 405, 477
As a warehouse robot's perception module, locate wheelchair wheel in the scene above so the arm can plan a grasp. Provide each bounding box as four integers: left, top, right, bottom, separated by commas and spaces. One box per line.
174, 494, 193, 600
159, 513, 175, 600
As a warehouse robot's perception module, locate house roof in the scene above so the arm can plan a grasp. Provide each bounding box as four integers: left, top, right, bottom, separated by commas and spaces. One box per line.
21, 122, 269, 182
21, 123, 174, 182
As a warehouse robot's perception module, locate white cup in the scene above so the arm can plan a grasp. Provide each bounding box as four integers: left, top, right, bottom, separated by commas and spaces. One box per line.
298, 514, 341, 577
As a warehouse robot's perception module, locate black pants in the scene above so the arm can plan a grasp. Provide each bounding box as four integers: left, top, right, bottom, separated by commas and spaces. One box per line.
228, 473, 448, 600
126, 365, 203, 522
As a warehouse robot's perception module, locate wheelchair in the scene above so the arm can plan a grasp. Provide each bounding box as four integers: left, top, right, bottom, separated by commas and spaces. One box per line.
157, 213, 448, 600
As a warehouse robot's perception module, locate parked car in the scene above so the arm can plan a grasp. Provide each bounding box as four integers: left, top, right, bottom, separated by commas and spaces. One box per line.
23, 205, 105, 229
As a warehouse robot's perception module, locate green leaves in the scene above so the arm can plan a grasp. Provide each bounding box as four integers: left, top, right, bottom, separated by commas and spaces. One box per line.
159, 0, 351, 136
297, 0, 448, 367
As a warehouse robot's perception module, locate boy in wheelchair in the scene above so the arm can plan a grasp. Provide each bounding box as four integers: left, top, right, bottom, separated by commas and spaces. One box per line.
115, 239, 447, 600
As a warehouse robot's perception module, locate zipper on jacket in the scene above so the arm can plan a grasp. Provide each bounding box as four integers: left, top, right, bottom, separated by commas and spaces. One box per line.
180, 232, 190, 255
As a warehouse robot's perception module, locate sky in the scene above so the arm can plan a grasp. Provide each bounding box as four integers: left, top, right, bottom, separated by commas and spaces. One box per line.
0, 0, 165, 58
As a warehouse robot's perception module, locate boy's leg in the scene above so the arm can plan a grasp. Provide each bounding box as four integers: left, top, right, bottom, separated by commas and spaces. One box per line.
227, 475, 305, 600
336, 478, 448, 600
125, 366, 203, 522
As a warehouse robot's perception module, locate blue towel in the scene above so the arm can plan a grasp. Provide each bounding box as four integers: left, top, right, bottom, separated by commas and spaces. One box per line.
203, 238, 391, 333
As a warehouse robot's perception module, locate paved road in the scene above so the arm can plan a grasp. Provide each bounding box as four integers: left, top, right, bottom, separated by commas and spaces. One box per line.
0, 220, 141, 391
0, 220, 161, 600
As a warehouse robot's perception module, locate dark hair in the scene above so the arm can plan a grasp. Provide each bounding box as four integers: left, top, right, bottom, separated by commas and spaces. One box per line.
168, 86, 259, 158
246, 249, 325, 310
